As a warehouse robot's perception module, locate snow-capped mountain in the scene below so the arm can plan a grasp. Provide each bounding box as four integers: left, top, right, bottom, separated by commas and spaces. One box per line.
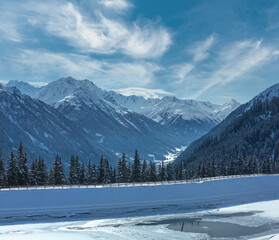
0, 83, 113, 166
105, 91, 240, 139
1, 77, 240, 164
36, 77, 183, 162
6, 80, 43, 97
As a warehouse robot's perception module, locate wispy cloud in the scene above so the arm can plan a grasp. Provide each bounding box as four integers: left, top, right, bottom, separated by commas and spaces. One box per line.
9, 50, 160, 89
114, 87, 172, 99
171, 35, 215, 84
99, 0, 132, 11
0, 80, 8, 85
192, 34, 215, 63
3, 0, 171, 59
0, 9, 21, 42
183, 40, 279, 99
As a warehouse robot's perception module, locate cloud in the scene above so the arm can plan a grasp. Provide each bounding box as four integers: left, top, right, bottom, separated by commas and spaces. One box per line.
192, 35, 215, 63
0, 80, 8, 85
99, 0, 132, 11
27, 81, 49, 87
186, 40, 279, 99
0, 9, 21, 42
170, 35, 215, 84
7, 0, 171, 59
9, 50, 161, 89
114, 87, 172, 99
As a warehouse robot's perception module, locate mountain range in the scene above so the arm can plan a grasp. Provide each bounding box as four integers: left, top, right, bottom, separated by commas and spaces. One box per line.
2, 77, 240, 166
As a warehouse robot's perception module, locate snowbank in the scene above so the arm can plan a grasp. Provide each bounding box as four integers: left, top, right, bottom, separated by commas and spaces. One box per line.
0, 175, 279, 223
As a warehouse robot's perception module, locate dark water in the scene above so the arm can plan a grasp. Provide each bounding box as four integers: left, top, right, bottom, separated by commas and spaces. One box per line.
168, 219, 279, 238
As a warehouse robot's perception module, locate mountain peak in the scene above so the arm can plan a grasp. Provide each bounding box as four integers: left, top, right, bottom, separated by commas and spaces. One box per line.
256, 83, 279, 102
6, 80, 42, 97
36, 77, 104, 106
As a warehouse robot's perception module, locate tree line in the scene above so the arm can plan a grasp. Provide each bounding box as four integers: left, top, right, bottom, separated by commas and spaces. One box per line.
0, 142, 278, 187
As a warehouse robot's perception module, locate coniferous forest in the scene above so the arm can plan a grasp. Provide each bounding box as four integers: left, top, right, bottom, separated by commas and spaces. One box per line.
0, 141, 278, 188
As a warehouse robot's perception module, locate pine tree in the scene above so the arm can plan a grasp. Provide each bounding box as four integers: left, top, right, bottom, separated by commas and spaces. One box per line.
227, 158, 235, 176
117, 153, 127, 183
261, 157, 272, 174
17, 142, 29, 186
98, 155, 105, 183
166, 162, 173, 181
79, 163, 85, 184
149, 161, 157, 182
126, 162, 132, 182
68, 155, 80, 185
7, 151, 18, 186
247, 157, 254, 174
86, 160, 96, 184
158, 161, 166, 181
141, 160, 148, 182
104, 158, 111, 183
209, 158, 217, 177
29, 159, 38, 185
131, 150, 141, 182
220, 158, 227, 176
37, 157, 47, 185
201, 161, 207, 178
0, 148, 7, 186
53, 154, 65, 185
272, 159, 277, 174
47, 168, 55, 185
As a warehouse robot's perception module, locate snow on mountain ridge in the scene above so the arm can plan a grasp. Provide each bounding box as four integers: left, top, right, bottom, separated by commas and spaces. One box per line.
6, 80, 43, 97
255, 83, 279, 102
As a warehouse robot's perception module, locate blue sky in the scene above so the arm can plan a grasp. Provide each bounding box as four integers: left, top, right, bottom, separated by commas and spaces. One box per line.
1, 0, 279, 104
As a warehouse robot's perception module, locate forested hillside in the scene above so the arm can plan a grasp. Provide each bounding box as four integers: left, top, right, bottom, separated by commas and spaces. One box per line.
178, 97, 279, 170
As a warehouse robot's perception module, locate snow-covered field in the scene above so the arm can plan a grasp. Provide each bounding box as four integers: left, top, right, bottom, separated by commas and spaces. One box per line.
0, 199, 279, 239
1, 175, 279, 239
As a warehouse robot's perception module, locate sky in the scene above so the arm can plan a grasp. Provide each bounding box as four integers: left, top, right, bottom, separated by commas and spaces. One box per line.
1, 0, 279, 104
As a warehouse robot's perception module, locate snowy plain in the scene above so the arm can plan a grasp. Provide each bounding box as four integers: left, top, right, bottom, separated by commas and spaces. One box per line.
1, 175, 279, 239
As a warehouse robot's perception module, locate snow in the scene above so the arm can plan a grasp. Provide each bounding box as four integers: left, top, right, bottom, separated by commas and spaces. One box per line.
0, 175, 279, 224
163, 146, 187, 162
1, 197, 279, 239
95, 133, 104, 143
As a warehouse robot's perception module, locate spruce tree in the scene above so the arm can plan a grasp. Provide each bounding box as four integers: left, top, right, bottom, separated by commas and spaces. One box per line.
131, 150, 141, 182
86, 160, 96, 184
104, 158, 111, 183
79, 163, 85, 184
112, 167, 117, 183
7, 151, 18, 186
37, 157, 47, 185
17, 142, 29, 186
98, 155, 105, 183
272, 159, 277, 174
68, 155, 80, 184
29, 159, 38, 185
166, 162, 173, 181
126, 162, 132, 182
117, 153, 127, 183
53, 154, 65, 185
47, 168, 55, 185
149, 161, 157, 182
158, 161, 166, 181
141, 160, 148, 182
0, 148, 7, 186
220, 158, 227, 176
